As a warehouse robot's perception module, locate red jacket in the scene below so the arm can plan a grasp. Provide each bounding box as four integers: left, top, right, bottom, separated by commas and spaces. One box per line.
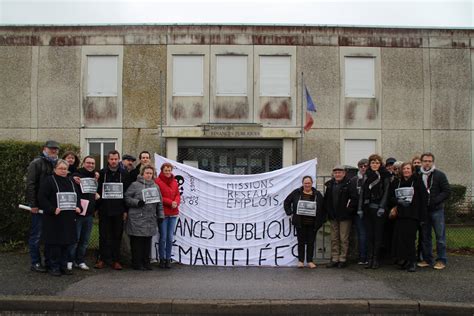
155, 172, 180, 216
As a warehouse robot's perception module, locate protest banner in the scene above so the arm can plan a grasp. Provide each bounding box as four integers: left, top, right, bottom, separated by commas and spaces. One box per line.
154, 154, 317, 267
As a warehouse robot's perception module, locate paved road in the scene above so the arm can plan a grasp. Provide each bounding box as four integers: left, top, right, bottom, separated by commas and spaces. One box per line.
1, 252, 473, 303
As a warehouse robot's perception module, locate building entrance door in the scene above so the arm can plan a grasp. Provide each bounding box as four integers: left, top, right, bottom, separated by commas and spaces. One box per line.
177, 139, 282, 175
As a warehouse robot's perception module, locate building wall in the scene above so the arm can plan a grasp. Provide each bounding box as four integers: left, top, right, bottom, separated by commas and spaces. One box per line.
0, 25, 472, 185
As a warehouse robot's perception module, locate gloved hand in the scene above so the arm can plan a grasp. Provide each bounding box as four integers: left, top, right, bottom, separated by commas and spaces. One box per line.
137, 200, 145, 207
357, 209, 363, 219
377, 208, 385, 217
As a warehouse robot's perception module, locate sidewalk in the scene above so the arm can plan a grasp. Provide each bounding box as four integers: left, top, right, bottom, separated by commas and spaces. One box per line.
1, 252, 473, 314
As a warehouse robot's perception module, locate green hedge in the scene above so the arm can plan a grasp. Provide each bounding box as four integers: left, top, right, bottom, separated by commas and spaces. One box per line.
0, 140, 79, 244
445, 184, 467, 224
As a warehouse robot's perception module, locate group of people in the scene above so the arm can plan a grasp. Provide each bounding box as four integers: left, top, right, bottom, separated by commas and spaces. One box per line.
26, 141, 181, 276
26, 140, 450, 275
284, 153, 451, 272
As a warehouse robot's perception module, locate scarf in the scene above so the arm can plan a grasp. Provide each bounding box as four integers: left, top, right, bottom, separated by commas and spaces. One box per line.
368, 170, 380, 190
42, 151, 58, 164
420, 165, 435, 190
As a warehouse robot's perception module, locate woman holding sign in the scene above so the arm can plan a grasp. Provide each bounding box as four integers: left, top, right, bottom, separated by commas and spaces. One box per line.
284, 176, 325, 269
38, 159, 82, 276
388, 162, 427, 272
155, 162, 180, 269
125, 165, 164, 270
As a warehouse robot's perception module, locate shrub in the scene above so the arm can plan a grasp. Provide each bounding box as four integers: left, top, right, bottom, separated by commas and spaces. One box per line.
0, 140, 79, 245
444, 184, 467, 224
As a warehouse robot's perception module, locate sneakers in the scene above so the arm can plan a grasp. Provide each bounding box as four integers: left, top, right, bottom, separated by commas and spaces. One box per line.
357, 260, 368, 265
297, 261, 304, 268
112, 262, 123, 270
307, 262, 317, 269
417, 260, 430, 268
30, 263, 47, 273
66, 262, 73, 271
433, 261, 446, 270
78, 263, 90, 271
94, 260, 106, 269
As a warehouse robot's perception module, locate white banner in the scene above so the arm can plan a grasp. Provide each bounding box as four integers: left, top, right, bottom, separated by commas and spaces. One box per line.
154, 154, 317, 267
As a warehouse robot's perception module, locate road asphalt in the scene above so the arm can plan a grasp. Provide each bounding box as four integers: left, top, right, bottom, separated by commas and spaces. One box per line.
1, 252, 473, 314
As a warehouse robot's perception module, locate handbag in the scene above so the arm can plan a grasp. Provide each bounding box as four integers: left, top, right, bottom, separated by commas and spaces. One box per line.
389, 206, 398, 220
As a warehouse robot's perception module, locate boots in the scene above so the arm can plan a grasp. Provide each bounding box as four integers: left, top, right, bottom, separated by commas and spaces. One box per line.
159, 259, 166, 269
371, 257, 380, 269
165, 259, 172, 269
407, 262, 416, 272
365, 259, 373, 269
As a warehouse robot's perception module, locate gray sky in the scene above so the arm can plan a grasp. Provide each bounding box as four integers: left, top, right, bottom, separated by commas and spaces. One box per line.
0, 0, 472, 28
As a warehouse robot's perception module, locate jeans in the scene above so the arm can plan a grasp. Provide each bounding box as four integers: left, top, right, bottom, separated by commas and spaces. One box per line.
159, 216, 177, 260
421, 208, 447, 265
29, 213, 42, 265
354, 215, 368, 262
69, 216, 94, 264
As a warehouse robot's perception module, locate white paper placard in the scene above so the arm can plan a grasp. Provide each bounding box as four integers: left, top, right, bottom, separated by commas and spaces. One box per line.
102, 182, 123, 199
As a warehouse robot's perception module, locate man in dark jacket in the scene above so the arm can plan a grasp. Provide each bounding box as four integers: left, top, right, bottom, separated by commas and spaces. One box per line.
324, 166, 357, 268
26, 140, 59, 273
418, 152, 451, 270
95, 150, 131, 270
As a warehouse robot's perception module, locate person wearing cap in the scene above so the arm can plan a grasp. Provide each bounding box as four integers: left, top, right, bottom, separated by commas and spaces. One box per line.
120, 154, 136, 173
358, 154, 391, 269
385, 157, 397, 182
284, 176, 326, 269
350, 158, 369, 265
324, 165, 356, 268
26, 140, 60, 273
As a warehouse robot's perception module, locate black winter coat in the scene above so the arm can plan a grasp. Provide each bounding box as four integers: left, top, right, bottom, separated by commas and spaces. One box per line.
38, 174, 81, 245
97, 166, 131, 216
284, 187, 326, 230
72, 168, 97, 216
129, 164, 141, 183
26, 154, 55, 208
388, 176, 428, 222
324, 177, 357, 221
423, 169, 451, 212
349, 174, 365, 211
359, 167, 391, 214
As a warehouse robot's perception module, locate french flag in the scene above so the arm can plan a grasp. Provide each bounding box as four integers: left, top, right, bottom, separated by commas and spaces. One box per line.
304, 85, 317, 132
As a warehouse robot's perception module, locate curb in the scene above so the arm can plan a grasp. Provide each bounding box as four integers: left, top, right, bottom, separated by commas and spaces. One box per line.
0, 296, 473, 315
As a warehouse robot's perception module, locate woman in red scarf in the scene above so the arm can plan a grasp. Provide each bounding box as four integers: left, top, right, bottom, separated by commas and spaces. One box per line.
155, 162, 180, 268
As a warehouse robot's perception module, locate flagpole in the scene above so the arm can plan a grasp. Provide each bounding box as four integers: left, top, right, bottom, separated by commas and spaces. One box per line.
300, 72, 304, 163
